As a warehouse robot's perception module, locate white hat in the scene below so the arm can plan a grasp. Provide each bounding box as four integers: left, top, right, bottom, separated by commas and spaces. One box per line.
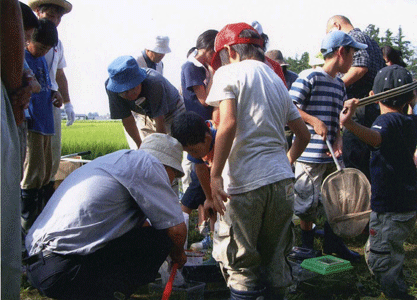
146, 36, 171, 54
251, 20, 263, 35
140, 133, 184, 177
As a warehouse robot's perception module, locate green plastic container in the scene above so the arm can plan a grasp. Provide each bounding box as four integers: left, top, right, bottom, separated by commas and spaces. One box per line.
300, 255, 353, 275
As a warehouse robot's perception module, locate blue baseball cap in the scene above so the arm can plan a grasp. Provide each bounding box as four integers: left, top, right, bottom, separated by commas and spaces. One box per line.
106, 56, 147, 93
320, 31, 367, 56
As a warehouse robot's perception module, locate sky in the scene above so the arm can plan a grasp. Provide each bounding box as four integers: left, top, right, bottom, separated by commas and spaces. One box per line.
23, 0, 417, 115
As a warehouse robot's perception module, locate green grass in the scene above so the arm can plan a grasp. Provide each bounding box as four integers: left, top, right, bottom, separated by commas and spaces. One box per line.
61, 120, 129, 160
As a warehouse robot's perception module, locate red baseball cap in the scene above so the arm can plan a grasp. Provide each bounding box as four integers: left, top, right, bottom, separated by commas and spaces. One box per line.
210, 22, 264, 70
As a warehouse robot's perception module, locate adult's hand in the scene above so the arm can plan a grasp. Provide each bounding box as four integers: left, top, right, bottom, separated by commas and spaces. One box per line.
64, 102, 75, 126
10, 84, 32, 126
170, 248, 187, 269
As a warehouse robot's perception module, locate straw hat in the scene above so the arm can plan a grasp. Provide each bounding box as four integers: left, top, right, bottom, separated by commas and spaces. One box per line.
28, 0, 72, 14
140, 134, 184, 177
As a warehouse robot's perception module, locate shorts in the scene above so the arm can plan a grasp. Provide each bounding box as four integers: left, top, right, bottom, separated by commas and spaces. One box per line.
213, 178, 294, 291
180, 168, 205, 210
293, 161, 336, 222
21, 131, 53, 190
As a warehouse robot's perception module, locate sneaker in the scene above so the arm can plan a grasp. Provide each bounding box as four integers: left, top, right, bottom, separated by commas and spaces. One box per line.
190, 235, 212, 251
197, 220, 210, 236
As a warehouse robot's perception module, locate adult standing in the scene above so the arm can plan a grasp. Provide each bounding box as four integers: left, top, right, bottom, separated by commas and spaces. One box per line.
136, 35, 171, 75
266, 50, 298, 90
326, 15, 385, 179
29, 0, 76, 199
106, 56, 185, 149
1, 0, 31, 298
24, 134, 187, 300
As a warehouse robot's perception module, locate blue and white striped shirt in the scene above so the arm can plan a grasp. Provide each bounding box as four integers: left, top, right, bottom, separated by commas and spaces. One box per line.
290, 67, 346, 163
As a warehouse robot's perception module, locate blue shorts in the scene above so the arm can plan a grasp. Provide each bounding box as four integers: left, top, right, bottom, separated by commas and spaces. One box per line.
181, 168, 205, 210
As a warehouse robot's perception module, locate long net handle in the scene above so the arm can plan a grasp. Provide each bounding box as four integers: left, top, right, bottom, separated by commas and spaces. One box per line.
357, 81, 417, 107
325, 139, 342, 171
161, 263, 178, 300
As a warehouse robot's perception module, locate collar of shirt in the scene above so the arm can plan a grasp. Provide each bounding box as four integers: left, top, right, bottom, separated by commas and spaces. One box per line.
142, 50, 157, 70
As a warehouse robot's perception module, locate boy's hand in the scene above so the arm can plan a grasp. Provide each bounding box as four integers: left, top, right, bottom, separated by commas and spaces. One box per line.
203, 199, 216, 219
312, 118, 327, 141
210, 176, 230, 216
326, 135, 343, 158
52, 91, 63, 108
340, 99, 360, 127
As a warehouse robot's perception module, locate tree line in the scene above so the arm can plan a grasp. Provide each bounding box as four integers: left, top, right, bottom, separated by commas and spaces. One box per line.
284, 25, 417, 77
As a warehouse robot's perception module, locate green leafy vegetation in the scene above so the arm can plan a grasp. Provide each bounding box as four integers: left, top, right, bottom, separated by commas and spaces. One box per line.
61, 120, 129, 160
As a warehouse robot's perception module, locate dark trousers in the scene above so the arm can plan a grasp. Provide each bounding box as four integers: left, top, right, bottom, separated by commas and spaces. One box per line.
181, 169, 205, 210
26, 226, 172, 300
342, 131, 371, 180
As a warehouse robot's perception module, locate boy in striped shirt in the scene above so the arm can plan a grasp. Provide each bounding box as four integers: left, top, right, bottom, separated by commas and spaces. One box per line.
289, 31, 367, 261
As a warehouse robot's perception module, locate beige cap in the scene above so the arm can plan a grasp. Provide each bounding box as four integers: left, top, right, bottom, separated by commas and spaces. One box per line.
140, 133, 184, 177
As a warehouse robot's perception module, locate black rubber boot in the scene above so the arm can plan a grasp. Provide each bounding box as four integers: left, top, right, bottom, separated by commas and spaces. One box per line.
301, 229, 315, 249
21, 188, 40, 233
40, 181, 56, 209
323, 221, 360, 263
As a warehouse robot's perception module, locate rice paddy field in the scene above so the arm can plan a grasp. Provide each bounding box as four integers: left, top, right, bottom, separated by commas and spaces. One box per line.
61, 120, 129, 160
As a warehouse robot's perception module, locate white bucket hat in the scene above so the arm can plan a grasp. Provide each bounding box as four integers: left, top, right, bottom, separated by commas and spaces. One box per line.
146, 36, 171, 54
140, 133, 184, 177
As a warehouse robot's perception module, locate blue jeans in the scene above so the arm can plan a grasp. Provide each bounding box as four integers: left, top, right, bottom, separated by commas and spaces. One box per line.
26, 226, 172, 300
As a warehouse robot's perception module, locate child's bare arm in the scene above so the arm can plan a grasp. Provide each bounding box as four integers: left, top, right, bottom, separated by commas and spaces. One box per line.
297, 107, 327, 140
287, 117, 311, 165
340, 99, 382, 148
210, 99, 236, 215
195, 163, 215, 217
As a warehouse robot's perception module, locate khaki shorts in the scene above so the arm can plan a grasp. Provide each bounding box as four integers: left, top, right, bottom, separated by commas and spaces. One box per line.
21, 131, 53, 190
124, 96, 186, 150
293, 161, 336, 222
213, 178, 294, 291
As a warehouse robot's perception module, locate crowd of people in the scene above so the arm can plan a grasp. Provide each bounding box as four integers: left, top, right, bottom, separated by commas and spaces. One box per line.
2, 0, 417, 299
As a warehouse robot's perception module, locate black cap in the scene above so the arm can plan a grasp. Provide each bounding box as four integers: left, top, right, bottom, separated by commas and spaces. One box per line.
372, 65, 413, 107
